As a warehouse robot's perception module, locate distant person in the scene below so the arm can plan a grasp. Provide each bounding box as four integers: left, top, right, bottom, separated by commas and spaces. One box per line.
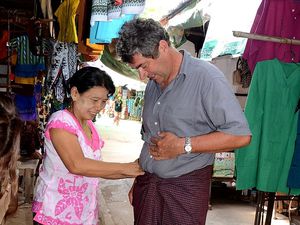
116, 18, 251, 225
0, 95, 22, 225
113, 95, 122, 126
32, 67, 144, 225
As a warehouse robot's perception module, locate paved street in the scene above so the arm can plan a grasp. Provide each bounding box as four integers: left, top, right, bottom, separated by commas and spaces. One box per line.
95, 115, 142, 225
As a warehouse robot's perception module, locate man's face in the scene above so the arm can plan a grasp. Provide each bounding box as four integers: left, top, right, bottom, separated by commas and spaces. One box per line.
129, 53, 167, 85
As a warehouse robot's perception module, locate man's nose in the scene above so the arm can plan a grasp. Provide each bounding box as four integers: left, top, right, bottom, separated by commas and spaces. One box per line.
138, 68, 148, 80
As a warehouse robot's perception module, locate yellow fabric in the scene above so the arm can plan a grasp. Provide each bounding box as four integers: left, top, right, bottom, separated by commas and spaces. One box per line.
55, 0, 80, 43
15, 76, 36, 85
86, 39, 105, 51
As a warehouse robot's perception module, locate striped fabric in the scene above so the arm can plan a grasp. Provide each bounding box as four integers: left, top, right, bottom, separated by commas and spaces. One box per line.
133, 166, 212, 225
10, 35, 45, 78
11, 36, 45, 65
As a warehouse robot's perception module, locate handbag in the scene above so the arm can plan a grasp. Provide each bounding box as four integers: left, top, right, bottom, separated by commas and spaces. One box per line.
233, 57, 252, 88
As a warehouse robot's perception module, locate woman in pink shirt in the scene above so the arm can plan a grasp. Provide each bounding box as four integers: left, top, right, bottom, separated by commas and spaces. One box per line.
32, 67, 144, 225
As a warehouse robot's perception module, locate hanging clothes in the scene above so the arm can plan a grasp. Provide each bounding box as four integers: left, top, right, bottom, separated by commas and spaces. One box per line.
55, 0, 80, 43
14, 76, 36, 85
39, 0, 55, 38
77, 0, 105, 54
243, 0, 300, 73
89, 0, 145, 44
14, 94, 37, 121
90, 0, 145, 25
115, 0, 123, 6
287, 112, 300, 188
0, 31, 9, 60
235, 58, 300, 194
46, 40, 77, 103
90, 14, 135, 43
11, 35, 45, 78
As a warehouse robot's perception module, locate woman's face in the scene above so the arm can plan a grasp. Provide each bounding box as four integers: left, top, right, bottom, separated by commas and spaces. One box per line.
72, 86, 109, 120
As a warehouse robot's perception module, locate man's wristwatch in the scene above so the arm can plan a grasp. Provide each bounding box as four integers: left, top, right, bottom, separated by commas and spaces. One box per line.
184, 137, 192, 154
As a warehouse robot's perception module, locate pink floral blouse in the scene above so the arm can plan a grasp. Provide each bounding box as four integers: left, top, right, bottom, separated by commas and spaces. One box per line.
32, 110, 104, 225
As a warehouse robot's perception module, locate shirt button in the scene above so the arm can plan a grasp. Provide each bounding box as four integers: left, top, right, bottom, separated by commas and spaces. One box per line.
294, 16, 297, 20
154, 122, 158, 125
292, 9, 295, 12
157, 102, 160, 105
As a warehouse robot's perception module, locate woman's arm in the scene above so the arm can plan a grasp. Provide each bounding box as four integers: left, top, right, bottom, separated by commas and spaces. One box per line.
50, 128, 144, 179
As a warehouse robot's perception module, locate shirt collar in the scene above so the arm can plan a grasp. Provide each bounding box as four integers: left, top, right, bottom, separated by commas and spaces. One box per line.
178, 49, 192, 79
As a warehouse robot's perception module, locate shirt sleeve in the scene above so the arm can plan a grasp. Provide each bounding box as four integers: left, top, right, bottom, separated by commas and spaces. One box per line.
202, 76, 251, 136
44, 111, 78, 140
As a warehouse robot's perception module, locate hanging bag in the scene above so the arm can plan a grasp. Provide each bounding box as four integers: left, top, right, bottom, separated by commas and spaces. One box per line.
232, 57, 242, 85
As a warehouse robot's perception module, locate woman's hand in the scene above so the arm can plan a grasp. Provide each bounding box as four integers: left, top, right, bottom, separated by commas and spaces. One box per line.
123, 161, 144, 177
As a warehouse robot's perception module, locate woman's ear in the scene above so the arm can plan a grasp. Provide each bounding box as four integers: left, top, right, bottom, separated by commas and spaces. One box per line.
70, 87, 79, 101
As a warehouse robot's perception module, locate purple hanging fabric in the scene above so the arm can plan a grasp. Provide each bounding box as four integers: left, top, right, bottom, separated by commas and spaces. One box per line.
243, 0, 300, 73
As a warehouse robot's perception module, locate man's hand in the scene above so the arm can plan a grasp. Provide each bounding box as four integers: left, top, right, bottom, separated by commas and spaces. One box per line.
149, 132, 184, 160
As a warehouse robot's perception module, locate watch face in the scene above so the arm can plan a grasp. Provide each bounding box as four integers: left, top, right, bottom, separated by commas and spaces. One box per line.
185, 145, 192, 153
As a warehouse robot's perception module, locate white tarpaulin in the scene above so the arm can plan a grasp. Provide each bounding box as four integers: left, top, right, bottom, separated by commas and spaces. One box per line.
82, 59, 146, 91
200, 0, 261, 60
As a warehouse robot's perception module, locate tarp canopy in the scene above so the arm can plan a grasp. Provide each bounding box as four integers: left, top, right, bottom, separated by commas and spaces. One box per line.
141, 0, 261, 61
100, 0, 261, 78
198, 0, 261, 60
100, 45, 140, 81
100, 0, 206, 79
85, 57, 146, 91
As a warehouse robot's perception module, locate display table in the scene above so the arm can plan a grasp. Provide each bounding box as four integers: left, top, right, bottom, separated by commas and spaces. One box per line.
18, 159, 39, 203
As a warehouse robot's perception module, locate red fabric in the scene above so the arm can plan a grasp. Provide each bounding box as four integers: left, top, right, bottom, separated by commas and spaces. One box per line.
0, 31, 9, 60
115, 0, 122, 6
243, 0, 300, 73
133, 166, 212, 225
10, 72, 15, 81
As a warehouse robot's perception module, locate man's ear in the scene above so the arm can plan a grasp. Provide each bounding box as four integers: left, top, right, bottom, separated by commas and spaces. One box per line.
70, 87, 79, 101
159, 40, 169, 52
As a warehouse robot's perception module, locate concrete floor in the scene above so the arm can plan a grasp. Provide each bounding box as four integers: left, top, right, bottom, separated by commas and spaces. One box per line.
6, 115, 290, 225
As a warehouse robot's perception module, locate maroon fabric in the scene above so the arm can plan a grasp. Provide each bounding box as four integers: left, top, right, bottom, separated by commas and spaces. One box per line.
243, 0, 300, 73
133, 166, 213, 225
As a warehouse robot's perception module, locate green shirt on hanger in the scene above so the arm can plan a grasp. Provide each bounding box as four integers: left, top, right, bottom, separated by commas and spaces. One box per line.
235, 58, 300, 194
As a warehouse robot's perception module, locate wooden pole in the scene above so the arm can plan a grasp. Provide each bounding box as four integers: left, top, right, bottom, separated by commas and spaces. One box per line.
233, 31, 300, 46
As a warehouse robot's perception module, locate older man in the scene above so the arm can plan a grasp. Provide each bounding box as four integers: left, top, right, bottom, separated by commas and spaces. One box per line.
116, 18, 251, 225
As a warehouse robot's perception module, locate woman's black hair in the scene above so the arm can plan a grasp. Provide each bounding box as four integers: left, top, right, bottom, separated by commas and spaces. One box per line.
67, 67, 115, 96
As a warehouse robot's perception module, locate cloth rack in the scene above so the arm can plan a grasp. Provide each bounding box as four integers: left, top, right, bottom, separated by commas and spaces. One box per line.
233, 31, 300, 46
